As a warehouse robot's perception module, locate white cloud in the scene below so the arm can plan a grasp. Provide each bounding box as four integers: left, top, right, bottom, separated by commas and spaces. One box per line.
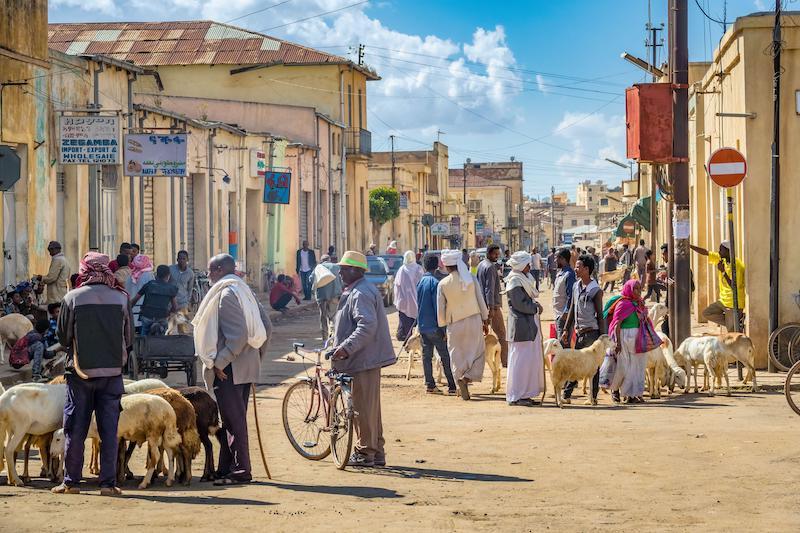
754, 0, 767, 10
553, 111, 627, 175
536, 74, 549, 94
51, 0, 120, 15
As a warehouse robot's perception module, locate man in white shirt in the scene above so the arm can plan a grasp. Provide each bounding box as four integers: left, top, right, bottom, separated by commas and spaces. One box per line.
530, 247, 543, 291
295, 240, 317, 301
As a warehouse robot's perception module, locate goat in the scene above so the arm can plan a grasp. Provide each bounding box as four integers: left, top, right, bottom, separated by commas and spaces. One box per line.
167, 313, 193, 335
0, 383, 66, 486
0, 314, 33, 366
600, 266, 628, 291
403, 328, 444, 384
124, 378, 170, 394
49, 428, 65, 482
484, 332, 502, 394
147, 388, 201, 485
543, 335, 616, 407
178, 386, 220, 482
88, 393, 182, 489
673, 336, 730, 396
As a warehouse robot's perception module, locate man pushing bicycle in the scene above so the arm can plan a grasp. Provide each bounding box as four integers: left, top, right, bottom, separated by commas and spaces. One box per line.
330, 251, 397, 467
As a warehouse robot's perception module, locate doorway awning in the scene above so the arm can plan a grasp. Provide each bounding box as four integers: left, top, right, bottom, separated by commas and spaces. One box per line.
614, 196, 652, 236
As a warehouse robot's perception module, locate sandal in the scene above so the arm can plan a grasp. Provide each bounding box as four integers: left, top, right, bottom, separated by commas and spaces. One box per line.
51, 483, 80, 495
100, 486, 123, 496
426, 387, 443, 395
213, 476, 252, 486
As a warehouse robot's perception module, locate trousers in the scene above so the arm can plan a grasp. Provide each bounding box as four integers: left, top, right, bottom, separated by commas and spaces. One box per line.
299, 270, 313, 300
488, 306, 509, 367
702, 300, 743, 332
271, 293, 292, 311
351, 367, 385, 461
318, 298, 338, 338
63, 373, 124, 488
214, 365, 252, 480
563, 330, 601, 400
420, 329, 457, 391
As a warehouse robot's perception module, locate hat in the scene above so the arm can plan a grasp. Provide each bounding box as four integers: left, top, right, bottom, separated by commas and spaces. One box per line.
338, 250, 368, 270
720, 240, 731, 251
660, 243, 668, 251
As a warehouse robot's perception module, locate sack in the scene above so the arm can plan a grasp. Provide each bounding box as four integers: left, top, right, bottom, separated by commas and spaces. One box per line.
599, 352, 617, 389
9, 334, 33, 369
311, 264, 335, 291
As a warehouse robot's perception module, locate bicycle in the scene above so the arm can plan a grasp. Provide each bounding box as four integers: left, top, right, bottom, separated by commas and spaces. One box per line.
189, 269, 210, 313
768, 292, 800, 372
282, 341, 355, 469
785, 360, 800, 416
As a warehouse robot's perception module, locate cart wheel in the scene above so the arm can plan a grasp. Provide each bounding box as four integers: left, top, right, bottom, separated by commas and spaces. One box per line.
186, 363, 196, 387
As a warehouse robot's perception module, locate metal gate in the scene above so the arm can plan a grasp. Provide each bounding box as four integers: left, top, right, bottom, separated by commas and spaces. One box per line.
185, 175, 195, 264
143, 176, 155, 255
300, 191, 309, 243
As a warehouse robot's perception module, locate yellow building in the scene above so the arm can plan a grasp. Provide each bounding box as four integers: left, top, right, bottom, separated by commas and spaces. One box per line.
48, 21, 380, 261
368, 142, 450, 252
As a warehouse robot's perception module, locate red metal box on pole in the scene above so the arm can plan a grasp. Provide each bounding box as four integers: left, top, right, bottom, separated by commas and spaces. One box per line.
625, 83, 674, 162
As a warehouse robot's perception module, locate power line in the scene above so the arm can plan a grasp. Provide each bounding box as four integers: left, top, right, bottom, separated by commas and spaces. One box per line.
224, 0, 294, 24
694, 0, 726, 26
258, 0, 369, 32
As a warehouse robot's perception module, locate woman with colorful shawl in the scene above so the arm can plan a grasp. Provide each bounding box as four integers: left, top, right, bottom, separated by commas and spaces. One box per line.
125, 254, 155, 331
602, 279, 662, 403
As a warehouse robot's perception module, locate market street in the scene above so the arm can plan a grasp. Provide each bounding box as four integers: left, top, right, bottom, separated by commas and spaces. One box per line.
2, 294, 798, 532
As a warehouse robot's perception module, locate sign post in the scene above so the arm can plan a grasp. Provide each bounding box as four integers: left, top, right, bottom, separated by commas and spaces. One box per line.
707, 147, 747, 378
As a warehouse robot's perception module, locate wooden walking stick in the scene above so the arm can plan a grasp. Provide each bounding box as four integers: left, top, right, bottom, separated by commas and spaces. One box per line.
537, 314, 547, 405
251, 383, 272, 480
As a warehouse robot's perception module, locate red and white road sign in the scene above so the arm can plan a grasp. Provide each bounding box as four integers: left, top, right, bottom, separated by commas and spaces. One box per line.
706, 147, 747, 187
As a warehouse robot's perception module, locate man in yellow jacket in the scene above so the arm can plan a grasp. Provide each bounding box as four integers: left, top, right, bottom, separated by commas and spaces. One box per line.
437, 249, 489, 400
690, 240, 745, 331
39, 241, 71, 304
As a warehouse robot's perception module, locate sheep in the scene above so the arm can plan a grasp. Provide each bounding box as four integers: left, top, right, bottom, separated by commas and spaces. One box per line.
673, 336, 731, 396
178, 386, 221, 482
88, 393, 182, 489
0, 383, 66, 486
49, 428, 64, 482
0, 314, 33, 366
124, 378, 170, 394
542, 335, 616, 407
146, 388, 201, 485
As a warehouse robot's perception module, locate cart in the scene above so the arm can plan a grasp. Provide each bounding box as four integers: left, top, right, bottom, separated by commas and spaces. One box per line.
129, 334, 197, 386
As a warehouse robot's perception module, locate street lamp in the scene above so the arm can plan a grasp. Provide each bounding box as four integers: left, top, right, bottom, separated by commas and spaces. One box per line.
605, 157, 634, 180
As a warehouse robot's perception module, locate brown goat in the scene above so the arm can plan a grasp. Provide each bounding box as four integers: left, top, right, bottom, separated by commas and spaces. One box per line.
147, 388, 201, 484
177, 386, 220, 482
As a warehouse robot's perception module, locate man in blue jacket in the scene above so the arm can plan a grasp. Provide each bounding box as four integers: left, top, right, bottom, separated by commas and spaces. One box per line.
416, 254, 457, 395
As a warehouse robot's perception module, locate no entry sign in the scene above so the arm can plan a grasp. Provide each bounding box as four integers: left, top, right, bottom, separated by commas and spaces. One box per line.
706, 147, 747, 187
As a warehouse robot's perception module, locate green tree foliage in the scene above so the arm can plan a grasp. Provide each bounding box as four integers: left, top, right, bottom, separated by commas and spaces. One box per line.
369, 187, 400, 244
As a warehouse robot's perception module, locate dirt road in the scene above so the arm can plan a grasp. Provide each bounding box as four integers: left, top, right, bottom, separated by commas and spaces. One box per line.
2, 289, 799, 532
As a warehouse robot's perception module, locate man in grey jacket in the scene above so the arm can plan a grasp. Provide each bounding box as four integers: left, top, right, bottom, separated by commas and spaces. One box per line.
331, 251, 396, 467
205, 254, 272, 485
477, 244, 508, 367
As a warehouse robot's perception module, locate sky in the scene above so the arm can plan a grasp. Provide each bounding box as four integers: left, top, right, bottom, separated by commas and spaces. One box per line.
49, 0, 777, 199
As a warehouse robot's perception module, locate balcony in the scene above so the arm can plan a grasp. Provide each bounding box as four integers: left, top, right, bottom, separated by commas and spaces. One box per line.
345, 127, 371, 158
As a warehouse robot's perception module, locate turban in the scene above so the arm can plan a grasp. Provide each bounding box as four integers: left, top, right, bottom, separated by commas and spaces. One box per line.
441, 249, 473, 290
403, 250, 416, 265
508, 251, 532, 272
80, 252, 125, 291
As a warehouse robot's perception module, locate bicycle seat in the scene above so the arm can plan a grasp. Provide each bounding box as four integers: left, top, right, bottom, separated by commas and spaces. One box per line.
293, 342, 305, 349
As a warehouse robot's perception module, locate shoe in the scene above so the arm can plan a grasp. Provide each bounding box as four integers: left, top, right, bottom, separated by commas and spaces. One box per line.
213, 476, 252, 486
447, 389, 457, 396
560, 396, 571, 405
584, 398, 598, 406
348, 452, 375, 467
457, 379, 470, 401
374, 455, 386, 467
612, 391, 621, 404
426, 387, 443, 395
509, 399, 533, 407
51, 483, 80, 494
100, 486, 122, 496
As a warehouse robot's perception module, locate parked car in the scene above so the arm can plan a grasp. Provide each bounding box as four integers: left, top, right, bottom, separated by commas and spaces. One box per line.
366, 256, 394, 307
379, 254, 404, 276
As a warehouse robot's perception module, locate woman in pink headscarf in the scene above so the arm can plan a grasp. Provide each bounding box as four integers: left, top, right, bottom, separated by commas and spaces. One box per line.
125, 254, 155, 331
603, 279, 662, 403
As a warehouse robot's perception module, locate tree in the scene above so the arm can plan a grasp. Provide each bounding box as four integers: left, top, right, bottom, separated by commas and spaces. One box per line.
369, 187, 400, 247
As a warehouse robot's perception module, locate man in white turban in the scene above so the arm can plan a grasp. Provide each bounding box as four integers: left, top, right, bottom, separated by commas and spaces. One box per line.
436, 249, 489, 400
502, 251, 545, 406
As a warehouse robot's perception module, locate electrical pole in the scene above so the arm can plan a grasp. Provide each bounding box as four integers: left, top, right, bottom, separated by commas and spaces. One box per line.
646, 22, 663, 254
669, 0, 690, 346
390, 134, 396, 188
357, 44, 365, 66
550, 186, 556, 246
768, 0, 782, 372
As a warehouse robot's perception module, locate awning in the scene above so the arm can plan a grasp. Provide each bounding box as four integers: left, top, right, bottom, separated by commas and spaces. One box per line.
614, 196, 652, 236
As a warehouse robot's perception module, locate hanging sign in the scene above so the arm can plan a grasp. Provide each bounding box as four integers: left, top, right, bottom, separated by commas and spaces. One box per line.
706, 147, 747, 187
263, 170, 291, 204
59, 115, 119, 165
124, 133, 187, 176
250, 150, 266, 178
430, 222, 450, 236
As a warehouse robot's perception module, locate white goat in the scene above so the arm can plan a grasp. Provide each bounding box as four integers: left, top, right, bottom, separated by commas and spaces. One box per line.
124, 378, 170, 394
0, 383, 66, 486
543, 335, 616, 407
673, 336, 730, 396
88, 393, 182, 489
0, 314, 33, 366
49, 428, 65, 482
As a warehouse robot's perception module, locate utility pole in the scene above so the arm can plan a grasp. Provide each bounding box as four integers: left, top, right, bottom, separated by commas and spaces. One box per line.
463, 159, 470, 205
646, 22, 664, 254
357, 44, 365, 66
550, 185, 556, 246
390, 134, 396, 188
669, 0, 691, 346
768, 0, 782, 372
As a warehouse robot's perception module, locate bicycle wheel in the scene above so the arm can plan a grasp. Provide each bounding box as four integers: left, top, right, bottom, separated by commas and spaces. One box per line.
329, 385, 353, 470
282, 380, 331, 460
768, 323, 800, 372
784, 360, 800, 416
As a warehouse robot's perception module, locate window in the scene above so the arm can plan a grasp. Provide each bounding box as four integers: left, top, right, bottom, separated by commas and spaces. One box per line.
584, 219, 590, 226
600, 198, 609, 206
468, 199, 482, 213
588, 196, 593, 202
571, 219, 577, 226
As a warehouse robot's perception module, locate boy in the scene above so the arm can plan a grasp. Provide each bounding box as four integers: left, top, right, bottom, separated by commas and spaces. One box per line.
130, 264, 178, 335
28, 319, 51, 381
45, 302, 61, 348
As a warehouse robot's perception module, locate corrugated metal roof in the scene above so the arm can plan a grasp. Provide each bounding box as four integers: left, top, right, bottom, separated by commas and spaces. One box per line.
47, 20, 379, 79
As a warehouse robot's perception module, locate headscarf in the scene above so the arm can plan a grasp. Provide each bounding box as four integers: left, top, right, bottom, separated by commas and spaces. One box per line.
503, 251, 538, 300
388, 240, 398, 251
130, 254, 154, 283
394, 251, 424, 318
441, 249, 473, 290
79, 252, 125, 291
605, 279, 661, 353
403, 250, 416, 265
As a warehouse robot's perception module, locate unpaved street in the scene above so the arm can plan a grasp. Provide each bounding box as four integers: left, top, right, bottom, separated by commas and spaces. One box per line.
2, 290, 799, 532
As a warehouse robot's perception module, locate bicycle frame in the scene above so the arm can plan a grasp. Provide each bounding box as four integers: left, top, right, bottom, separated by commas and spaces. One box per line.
292, 340, 344, 431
